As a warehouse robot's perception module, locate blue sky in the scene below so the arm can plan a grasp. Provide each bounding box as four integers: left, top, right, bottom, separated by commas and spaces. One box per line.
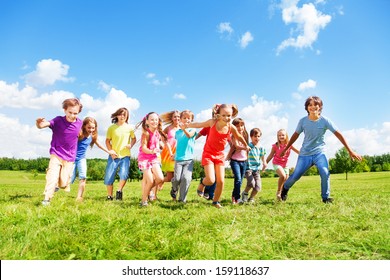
1, 0, 389, 164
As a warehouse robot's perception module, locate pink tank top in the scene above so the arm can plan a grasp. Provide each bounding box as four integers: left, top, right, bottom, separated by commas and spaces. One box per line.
272, 143, 291, 168
138, 129, 161, 162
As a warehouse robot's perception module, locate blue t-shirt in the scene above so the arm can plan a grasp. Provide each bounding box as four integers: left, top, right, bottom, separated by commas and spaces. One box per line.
296, 115, 338, 156
175, 128, 197, 161
75, 136, 92, 161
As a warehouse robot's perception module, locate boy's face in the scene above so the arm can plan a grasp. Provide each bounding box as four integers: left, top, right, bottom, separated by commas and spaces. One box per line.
181, 113, 192, 124
64, 105, 80, 122
117, 111, 128, 124
251, 133, 261, 145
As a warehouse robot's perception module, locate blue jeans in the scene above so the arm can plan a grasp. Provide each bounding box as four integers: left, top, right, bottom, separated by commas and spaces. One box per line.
204, 182, 216, 200
284, 152, 330, 200
230, 159, 246, 200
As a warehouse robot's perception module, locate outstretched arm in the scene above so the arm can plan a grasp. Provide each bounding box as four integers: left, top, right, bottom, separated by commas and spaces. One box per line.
36, 118, 50, 129
281, 132, 299, 156
187, 119, 214, 129
334, 131, 362, 161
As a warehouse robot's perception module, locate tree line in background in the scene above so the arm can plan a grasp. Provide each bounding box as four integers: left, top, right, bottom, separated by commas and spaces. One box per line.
1, 148, 389, 181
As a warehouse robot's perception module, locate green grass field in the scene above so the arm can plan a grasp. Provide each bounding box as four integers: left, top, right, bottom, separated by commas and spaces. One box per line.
0, 170, 389, 260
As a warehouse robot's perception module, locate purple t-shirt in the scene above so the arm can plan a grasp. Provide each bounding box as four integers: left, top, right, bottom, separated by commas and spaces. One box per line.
49, 116, 83, 162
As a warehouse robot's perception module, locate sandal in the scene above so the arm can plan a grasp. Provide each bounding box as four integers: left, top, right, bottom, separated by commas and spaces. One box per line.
212, 201, 222, 208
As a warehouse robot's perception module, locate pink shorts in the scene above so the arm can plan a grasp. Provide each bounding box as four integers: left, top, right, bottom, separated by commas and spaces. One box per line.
202, 151, 225, 166
138, 158, 160, 171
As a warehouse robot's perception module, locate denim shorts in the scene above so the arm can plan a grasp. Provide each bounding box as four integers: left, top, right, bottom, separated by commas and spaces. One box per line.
104, 156, 130, 185
71, 158, 87, 183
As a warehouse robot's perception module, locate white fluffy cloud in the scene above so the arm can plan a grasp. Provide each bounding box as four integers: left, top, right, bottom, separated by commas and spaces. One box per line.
23, 59, 74, 87
298, 79, 317, 91
0, 80, 140, 159
173, 93, 186, 100
239, 31, 254, 49
217, 22, 234, 37
277, 0, 331, 54
0, 80, 74, 109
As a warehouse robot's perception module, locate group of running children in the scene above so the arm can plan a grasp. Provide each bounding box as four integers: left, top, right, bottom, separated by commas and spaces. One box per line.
36, 96, 362, 207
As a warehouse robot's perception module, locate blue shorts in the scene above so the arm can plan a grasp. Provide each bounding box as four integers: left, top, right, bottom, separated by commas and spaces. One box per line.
71, 158, 87, 184
104, 156, 130, 185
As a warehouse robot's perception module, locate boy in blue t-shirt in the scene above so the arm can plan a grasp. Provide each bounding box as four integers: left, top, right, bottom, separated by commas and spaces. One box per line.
280, 96, 362, 203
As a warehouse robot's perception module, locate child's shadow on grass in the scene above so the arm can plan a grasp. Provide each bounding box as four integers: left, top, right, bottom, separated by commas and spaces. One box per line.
9, 194, 33, 200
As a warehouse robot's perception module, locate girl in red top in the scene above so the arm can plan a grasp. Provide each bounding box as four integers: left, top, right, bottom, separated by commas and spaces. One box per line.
266, 129, 299, 201
186, 104, 249, 208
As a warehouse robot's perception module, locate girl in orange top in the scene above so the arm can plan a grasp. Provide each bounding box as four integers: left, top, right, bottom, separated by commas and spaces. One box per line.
186, 104, 249, 208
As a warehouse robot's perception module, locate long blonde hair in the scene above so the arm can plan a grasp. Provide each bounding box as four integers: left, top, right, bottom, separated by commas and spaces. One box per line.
160, 110, 180, 126
276, 129, 289, 147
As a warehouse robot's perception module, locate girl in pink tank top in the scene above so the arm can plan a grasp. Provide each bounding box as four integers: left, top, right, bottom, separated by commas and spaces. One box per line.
136, 112, 171, 207
187, 104, 249, 208
266, 129, 299, 201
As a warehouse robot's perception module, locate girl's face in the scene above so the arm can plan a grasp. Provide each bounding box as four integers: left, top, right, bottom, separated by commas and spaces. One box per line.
307, 100, 321, 115
236, 123, 245, 133
180, 113, 192, 125
251, 133, 261, 145
277, 130, 287, 143
64, 105, 80, 123
147, 113, 160, 129
172, 113, 180, 125
85, 122, 96, 135
218, 107, 232, 124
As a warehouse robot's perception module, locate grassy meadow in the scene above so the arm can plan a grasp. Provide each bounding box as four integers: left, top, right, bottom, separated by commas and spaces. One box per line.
0, 170, 389, 260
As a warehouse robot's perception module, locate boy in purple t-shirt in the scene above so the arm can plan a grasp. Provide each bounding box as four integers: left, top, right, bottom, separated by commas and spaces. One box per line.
36, 98, 83, 206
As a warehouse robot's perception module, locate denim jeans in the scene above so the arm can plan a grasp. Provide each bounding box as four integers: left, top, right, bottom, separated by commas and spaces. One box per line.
204, 183, 216, 199
230, 159, 247, 200
284, 152, 330, 200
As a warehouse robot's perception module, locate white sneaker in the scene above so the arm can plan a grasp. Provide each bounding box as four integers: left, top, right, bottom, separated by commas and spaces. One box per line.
248, 198, 255, 204
241, 192, 249, 203
42, 200, 50, 206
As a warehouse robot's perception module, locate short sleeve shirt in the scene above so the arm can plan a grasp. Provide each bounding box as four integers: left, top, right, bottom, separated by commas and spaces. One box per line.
49, 116, 82, 162
296, 115, 338, 156
106, 123, 135, 158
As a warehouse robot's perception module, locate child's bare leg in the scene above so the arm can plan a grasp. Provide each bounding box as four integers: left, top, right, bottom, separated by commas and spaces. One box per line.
276, 167, 287, 199
151, 164, 164, 199
198, 164, 215, 195
212, 165, 225, 203
142, 169, 154, 203
106, 185, 113, 197
76, 179, 86, 201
